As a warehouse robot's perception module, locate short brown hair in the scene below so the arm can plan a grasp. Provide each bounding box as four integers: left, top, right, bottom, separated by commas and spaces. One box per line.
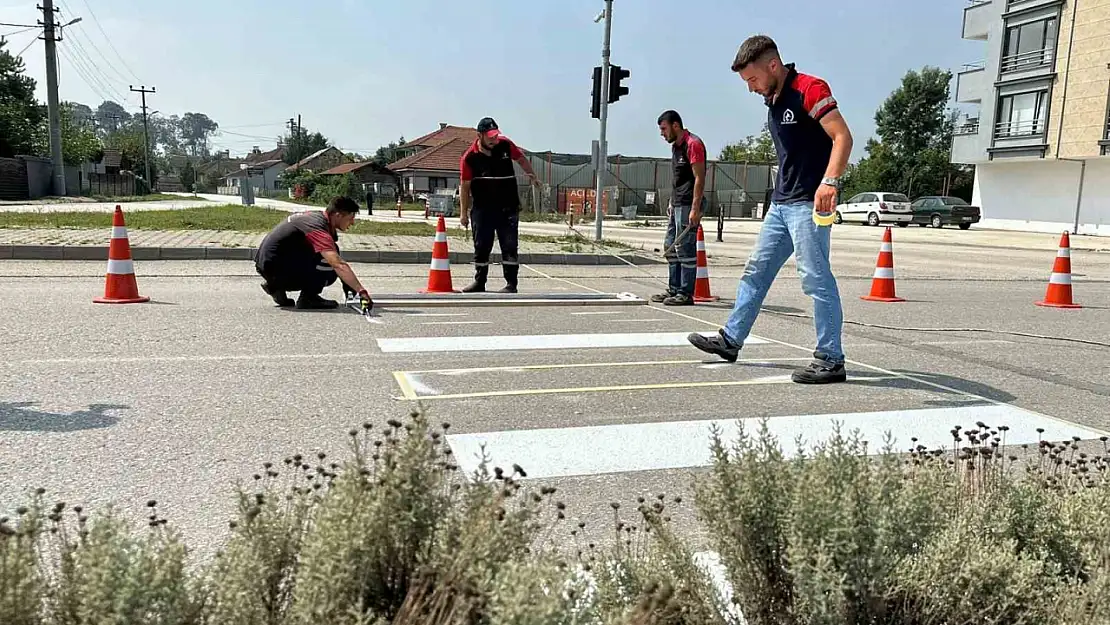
326, 196, 360, 215
731, 35, 779, 72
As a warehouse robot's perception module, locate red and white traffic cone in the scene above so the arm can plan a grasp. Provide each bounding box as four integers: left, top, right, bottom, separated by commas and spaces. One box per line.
1036, 231, 1081, 308
693, 225, 717, 302
861, 226, 905, 303
93, 205, 150, 304
422, 215, 457, 293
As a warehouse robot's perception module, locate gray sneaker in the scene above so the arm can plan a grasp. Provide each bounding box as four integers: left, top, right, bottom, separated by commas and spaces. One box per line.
687, 330, 740, 362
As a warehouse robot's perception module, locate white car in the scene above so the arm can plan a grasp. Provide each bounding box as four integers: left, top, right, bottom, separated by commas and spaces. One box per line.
835, 191, 913, 227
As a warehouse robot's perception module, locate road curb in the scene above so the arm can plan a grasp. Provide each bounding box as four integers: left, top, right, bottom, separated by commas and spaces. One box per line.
0, 245, 662, 266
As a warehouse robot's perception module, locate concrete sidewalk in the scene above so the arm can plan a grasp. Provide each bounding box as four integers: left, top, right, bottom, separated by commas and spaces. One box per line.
0, 227, 660, 265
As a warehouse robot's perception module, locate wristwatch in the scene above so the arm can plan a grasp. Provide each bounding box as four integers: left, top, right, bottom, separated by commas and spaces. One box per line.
821, 176, 841, 189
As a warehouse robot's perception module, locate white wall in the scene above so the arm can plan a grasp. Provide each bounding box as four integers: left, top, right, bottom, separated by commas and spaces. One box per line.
975, 159, 1110, 236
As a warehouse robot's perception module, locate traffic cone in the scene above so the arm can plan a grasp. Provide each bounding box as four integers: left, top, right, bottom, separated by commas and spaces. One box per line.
93, 206, 150, 304
861, 226, 905, 303
693, 225, 718, 302
422, 215, 457, 293
1036, 231, 1081, 308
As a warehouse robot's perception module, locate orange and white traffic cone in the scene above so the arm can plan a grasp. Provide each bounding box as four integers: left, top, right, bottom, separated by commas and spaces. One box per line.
422, 215, 457, 293
1036, 231, 1081, 308
693, 225, 717, 302
93, 205, 149, 304
861, 226, 905, 303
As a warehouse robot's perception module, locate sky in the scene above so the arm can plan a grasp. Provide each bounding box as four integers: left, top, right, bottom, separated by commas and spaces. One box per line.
1, 0, 983, 163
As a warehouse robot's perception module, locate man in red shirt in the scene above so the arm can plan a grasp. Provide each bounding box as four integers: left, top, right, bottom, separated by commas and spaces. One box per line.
458, 117, 540, 293
655, 110, 707, 306
254, 196, 373, 310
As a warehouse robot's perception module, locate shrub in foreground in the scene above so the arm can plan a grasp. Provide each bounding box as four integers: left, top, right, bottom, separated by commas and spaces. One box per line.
0, 410, 1107, 625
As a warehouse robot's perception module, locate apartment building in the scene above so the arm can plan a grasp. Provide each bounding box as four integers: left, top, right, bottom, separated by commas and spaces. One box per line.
953, 0, 1110, 235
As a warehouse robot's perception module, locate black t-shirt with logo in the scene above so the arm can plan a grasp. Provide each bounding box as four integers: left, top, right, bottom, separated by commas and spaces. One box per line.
255, 211, 337, 268
767, 63, 838, 205
460, 137, 524, 212
671, 130, 707, 207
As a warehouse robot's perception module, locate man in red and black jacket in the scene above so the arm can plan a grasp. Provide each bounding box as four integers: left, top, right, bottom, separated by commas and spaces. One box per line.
458, 117, 540, 293
254, 196, 373, 310
655, 110, 707, 306
687, 35, 854, 384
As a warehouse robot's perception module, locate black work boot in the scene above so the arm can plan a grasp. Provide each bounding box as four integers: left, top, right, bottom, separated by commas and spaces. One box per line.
687, 329, 741, 363
499, 263, 519, 294
792, 357, 847, 384
663, 292, 694, 306
260, 282, 294, 307
651, 289, 676, 303
296, 292, 339, 310
462, 265, 489, 293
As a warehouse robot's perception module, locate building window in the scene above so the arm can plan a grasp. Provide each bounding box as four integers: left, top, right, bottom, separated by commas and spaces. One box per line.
1001, 17, 1058, 72
429, 177, 448, 191
995, 90, 1049, 137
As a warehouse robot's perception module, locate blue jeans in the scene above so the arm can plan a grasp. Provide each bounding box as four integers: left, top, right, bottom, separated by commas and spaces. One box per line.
722, 201, 845, 364
664, 200, 702, 295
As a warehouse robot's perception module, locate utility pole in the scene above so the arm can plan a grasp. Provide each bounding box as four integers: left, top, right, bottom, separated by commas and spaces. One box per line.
40, 0, 65, 196
593, 0, 613, 242
130, 85, 156, 194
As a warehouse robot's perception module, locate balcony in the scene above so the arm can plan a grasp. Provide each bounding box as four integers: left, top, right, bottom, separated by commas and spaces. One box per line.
1100, 118, 1110, 156
1004, 0, 1063, 14
963, 0, 993, 40
999, 47, 1055, 75
955, 63, 986, 103
990, 118, 1050, 158
951, 121, 985, 164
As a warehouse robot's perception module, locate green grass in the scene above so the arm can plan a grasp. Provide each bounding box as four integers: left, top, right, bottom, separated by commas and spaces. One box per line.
91, 193, 204, 203
0, 204, 638, 252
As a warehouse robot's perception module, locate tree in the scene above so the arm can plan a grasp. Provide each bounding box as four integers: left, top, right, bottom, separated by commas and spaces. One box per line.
282, 126, 330, 165
179, 112, 219, 157
0, 39, 46, 157
94, 100, 131, 136
719, 123, 775, 163
372, 136, 406, 166
840, 66, 975, 201
60, 103, 102, 165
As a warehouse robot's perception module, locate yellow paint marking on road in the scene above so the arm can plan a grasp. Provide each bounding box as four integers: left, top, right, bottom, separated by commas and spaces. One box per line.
393, 374, 901, 401
392, 371, 419, 400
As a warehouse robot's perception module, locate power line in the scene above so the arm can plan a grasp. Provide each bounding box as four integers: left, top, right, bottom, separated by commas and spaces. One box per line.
15, 32, 38, 57
75, 0, 141, 82
2, 26, 37, 37
0, 21, 38, 28
57, 2, 135, 88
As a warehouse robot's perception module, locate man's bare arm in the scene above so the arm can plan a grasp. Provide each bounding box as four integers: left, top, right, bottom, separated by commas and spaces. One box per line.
691, 161, 707, 218
819, 109, 853, 179
459, 180, 471, 219
320, 249, 366, 294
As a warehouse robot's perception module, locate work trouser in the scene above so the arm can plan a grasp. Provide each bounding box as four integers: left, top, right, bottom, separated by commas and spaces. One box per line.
664, 199, 703, 296
722, 201, 845, 364
471, 208, 519, 286
256, 251, 338, 297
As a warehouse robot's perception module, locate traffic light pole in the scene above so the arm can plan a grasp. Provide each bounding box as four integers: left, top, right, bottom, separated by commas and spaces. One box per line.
593, 0, 613, 242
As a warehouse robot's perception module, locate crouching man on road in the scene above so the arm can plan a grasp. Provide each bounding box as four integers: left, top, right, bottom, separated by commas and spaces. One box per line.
255, 196, 373, 310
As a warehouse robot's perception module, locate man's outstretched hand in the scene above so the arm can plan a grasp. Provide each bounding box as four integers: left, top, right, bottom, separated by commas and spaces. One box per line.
358, 289, 373, 312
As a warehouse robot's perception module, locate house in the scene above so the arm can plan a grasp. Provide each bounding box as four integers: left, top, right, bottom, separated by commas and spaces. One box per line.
218, 159, 287, 195
246, 145, 286, 164
388, 123, 495, 198
287, 146, 350, 173
318, 161, 399, 197
951, 0, 1110, 236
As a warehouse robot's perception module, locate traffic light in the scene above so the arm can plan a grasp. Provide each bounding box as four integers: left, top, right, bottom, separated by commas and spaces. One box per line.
590, 66, 602, 119
608, 64, 630, 103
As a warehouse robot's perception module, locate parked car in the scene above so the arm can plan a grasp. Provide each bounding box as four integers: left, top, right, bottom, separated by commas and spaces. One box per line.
834, 192, 913, 227
910, 196, 981, 229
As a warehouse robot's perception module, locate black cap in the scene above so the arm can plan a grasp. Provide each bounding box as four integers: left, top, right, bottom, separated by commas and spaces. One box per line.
476, 117, 501, 138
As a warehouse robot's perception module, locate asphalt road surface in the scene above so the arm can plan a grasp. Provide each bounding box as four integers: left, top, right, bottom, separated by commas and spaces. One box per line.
2, 250, 1109, 558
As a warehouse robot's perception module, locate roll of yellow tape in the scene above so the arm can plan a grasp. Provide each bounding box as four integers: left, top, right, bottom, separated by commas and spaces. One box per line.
812, 207, 837, 227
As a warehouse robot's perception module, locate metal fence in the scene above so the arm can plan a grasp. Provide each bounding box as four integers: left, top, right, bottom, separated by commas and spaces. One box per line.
512, 151, 774, 219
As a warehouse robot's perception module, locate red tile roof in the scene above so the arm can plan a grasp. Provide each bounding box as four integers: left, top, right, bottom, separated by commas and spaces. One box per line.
246, 146, 285, 164
401, 124, 477, 149
388, 137, 474, 173
319, 161, 394, 176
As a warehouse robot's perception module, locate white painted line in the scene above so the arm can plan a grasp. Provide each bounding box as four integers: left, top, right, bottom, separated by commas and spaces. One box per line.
420, 321, 491, 326
9, 352, 391, 365
915, 339, 1013, 346
376, 332, 768, 353
571, 311, 624, 316
447, 405, 1106, 481
403, 312, 471, 318
608, 318, 668, 323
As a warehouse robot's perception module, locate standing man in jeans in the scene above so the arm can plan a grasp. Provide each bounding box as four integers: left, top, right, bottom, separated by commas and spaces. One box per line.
688, 35, 854, 384
653, 110, 707, 306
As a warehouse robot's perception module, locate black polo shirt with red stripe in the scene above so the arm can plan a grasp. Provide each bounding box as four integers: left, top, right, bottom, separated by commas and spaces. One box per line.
671, 130, 707, 207
256, 210, 337, 268
460, 137, 524, 212
767, 63, 838, 204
